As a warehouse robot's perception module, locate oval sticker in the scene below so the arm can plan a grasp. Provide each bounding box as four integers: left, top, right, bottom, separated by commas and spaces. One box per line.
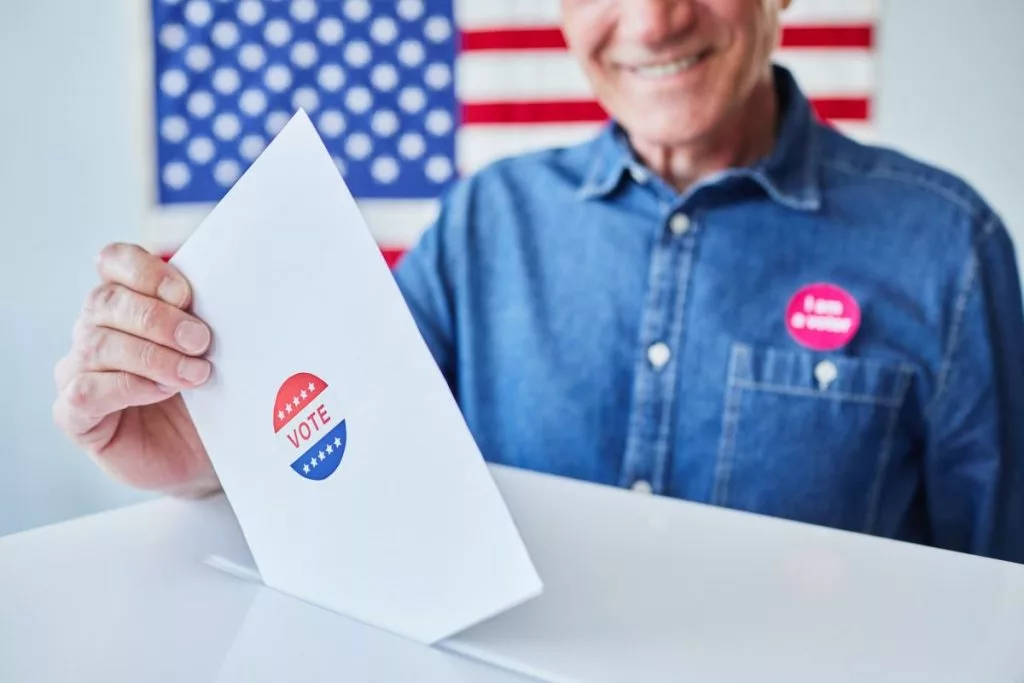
786, 283, 861, 351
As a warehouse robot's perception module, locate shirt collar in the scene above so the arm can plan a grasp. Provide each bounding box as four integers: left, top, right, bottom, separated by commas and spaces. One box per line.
576, 64, 822, 212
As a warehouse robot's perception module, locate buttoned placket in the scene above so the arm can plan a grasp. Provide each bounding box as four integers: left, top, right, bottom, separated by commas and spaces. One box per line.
618, 194, 699, 495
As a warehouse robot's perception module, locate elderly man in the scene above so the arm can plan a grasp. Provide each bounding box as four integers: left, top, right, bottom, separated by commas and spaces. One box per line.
54, 0, 1024, 563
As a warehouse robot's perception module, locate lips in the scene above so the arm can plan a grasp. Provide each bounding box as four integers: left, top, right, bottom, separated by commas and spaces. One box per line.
620, 49, 712, 80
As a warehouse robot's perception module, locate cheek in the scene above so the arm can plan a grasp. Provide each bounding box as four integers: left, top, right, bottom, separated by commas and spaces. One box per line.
561, 3, 615, 72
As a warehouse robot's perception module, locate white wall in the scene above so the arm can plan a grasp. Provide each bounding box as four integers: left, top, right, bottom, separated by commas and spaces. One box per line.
1, 0, 1023, 536
875, 0, 1024, 250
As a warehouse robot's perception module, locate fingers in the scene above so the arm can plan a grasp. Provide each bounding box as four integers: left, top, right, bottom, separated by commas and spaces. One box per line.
96, 242, 192, 308
53, 371, 174, 438
68, 326, 211, 390
78, 283, 211, 359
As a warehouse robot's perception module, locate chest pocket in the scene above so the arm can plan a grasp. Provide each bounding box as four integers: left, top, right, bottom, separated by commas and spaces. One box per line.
712, 342, 914, 533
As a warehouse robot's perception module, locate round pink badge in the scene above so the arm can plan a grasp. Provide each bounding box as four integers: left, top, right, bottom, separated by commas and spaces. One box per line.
785, 283, 861, 351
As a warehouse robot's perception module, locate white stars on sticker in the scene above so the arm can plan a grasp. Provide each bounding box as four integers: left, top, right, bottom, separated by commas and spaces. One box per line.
300, 389, 308, 400
285, 403, 293, 414
277, 410, 286, 421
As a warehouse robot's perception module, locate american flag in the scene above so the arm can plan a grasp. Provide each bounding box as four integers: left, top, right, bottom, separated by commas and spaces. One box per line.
149, 0, 877, 263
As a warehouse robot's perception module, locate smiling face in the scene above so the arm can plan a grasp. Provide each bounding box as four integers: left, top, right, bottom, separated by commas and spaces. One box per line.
561, 0, 789, 148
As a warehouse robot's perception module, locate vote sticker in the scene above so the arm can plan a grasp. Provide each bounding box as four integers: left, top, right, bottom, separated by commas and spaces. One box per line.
786, 283, 861, 351
273, 372, 347, 481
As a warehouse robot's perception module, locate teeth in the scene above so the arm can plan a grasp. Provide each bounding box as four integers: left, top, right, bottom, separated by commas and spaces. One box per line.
633, 55, 701, 78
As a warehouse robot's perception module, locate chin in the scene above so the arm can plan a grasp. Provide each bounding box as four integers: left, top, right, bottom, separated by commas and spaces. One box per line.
617, 106, 721, 147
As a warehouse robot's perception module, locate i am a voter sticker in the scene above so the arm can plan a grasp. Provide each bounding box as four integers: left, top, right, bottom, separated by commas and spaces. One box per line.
273, 372, 347, 481
786, 283, 861, 351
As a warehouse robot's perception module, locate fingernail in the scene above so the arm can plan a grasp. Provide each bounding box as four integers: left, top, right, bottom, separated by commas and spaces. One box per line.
175, 321, 210, 354
157, 383, 178, 394
158, 277, 189, 307
178, 357, 211, 384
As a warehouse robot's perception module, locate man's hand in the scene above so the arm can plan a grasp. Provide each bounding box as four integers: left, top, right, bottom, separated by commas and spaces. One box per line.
53, 243, 220, 497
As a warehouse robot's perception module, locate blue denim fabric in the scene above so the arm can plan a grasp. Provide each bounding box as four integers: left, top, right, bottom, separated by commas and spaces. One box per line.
394, 65, 1024, 563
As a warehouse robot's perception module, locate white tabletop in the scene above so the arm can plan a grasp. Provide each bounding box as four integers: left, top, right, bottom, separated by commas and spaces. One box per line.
2, 464, 1023, 682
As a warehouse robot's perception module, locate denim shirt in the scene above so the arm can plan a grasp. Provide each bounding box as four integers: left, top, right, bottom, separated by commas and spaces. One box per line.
394, 65, 1024, 564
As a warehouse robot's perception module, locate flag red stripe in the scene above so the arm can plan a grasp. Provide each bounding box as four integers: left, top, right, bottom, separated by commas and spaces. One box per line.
782, 25, 873, 48
460, 25, 873, 51
163, 249, 409, 269
461, 100, 608, 125
811, 97, 870, 121
462, 97, 869, 125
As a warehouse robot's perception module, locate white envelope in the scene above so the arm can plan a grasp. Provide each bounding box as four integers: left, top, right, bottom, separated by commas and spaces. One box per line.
171, 110, 542, 644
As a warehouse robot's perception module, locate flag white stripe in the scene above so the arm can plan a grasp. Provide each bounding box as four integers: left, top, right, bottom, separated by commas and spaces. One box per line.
781, 0, 877, 24
456, 0, 876, 30
360, 199, 440, 246
458, 50, 874, 103
457, 123, 604, 174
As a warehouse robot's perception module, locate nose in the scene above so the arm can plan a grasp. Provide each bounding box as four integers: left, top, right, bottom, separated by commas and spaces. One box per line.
617, 0, 698, 47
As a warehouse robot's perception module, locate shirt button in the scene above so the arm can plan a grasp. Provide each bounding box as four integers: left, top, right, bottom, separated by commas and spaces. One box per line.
814, 360, 839, 390
631, 479, 653, 494
629, 166, 648, 184
647, 342, 672, 370
669, 213, 691, 235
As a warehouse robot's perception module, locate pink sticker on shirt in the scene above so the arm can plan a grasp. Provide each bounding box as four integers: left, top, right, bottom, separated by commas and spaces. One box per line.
786, 283, 861, 351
